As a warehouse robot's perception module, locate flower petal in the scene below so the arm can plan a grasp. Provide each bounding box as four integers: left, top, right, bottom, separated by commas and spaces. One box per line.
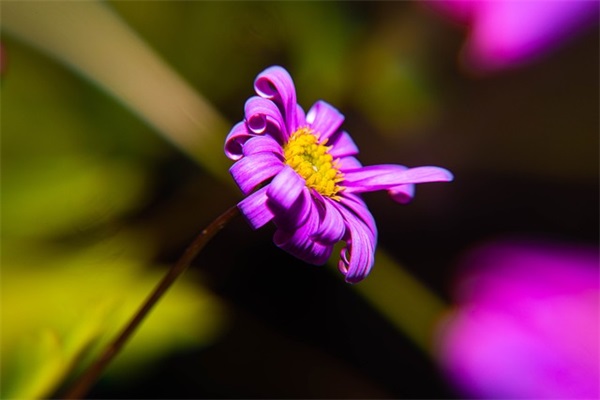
344, 165, 454, 193
237, 186, 274, 229
273, 199, 334, 266
275, 229, 334, 265
294, 104, 307, 130
314, 197, 346, 244
271, 187, 312, 231
274, 195, 318, 241
225, 121, 254, 161
336, 156, 363, 171
336, 205, 377, 283
229, 152, 283, 195
328, 130, 360, 158
267, 166, 305, 211
307, 242, 334, 265
254, 66, 297, 134
242, 135, 284, 158
306, 100, 345, 141
388, 184, 416, 204
338, 193, 377, 238
244, 95, 286, 136
275, 228, 334, 265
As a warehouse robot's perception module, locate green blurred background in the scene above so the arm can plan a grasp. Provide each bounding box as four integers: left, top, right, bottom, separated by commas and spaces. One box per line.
1, 1, 598, 398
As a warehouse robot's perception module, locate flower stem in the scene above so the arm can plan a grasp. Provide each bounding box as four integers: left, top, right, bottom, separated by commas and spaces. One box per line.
60, 205, 239, 399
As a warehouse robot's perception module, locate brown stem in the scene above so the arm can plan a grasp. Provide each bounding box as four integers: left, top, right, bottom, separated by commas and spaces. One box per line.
61, 205, 239, 399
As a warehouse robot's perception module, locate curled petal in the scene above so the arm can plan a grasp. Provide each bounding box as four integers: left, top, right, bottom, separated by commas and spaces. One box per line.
328, 131, 360, 158
224, 122, 253, 161
344, 165, 454, 193
314, 197, 346, 244
336, 206, 377, 284
308, 242, 335, 265
237, 186, 274, 229
267, 166, 305, 211
254, 66, 297, 134
338, 193, 377, 237
244, 96, 285, 135
306, 100, 345, 141
242, 135, 284, 158
229, 152, 283, 195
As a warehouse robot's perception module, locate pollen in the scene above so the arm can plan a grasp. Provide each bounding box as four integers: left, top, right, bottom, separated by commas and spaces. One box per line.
284, 127, 344, 199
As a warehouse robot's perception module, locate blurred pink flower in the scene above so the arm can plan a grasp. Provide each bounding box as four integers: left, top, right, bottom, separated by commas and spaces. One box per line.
437, 239, 599, 398
427, 0, 599, 71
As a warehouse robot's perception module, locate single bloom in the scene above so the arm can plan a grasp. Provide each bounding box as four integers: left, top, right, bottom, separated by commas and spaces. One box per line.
426, 0, 598, 72
225, 66, 453, 283
436, 239, 600, 398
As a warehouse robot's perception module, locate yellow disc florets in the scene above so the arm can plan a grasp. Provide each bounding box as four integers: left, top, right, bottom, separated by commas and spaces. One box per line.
283, 127, 344, 199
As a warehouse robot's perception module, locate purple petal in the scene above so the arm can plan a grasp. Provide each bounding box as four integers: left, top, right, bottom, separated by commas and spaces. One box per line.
270, 187, 312, 231
336, 156, 363, 171
307, 242, 334, 265
344, 165, 454, 193
314, 197, 346, 244
388, 184, 416, 204
273, 199, 334, 266
275, 227, 334, 265
306, 100, 345, 141
225, 121, 253, 161
254, 66, 297, 134
242, 135, 284, 158
328, 131, 360, 158
336, 205, 377, 283
338, 193, 377, 237
229, 152, 283, 195
294, 104, 307, 132
273, 197, 317, 251
267, 166, 305, 211
244, 96, 286, 135
237, 186, 274, 229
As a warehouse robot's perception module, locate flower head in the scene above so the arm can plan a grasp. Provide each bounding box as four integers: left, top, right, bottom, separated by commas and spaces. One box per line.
225, 66, 453, 283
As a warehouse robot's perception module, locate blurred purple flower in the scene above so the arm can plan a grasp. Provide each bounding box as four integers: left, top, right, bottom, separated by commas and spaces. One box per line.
427, 0, 599, 71
225, 66, 453, 283
437, 239, 599, 398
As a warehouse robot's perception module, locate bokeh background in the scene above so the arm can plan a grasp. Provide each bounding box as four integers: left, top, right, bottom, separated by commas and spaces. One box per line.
2, 1, 598, 399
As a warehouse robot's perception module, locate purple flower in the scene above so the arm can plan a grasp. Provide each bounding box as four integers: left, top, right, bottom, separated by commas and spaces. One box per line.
436, 239, 600, 398
225, 66, 453, 283
427, 0, 599, 72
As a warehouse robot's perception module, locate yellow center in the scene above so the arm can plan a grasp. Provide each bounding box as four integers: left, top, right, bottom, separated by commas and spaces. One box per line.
283, 127, 344, 199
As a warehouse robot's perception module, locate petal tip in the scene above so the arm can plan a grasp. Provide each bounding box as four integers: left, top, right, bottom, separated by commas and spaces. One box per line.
442, 169, 455, 182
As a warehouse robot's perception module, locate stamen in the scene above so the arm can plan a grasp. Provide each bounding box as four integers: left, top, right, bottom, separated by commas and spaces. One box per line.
283, 127, 344, 199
